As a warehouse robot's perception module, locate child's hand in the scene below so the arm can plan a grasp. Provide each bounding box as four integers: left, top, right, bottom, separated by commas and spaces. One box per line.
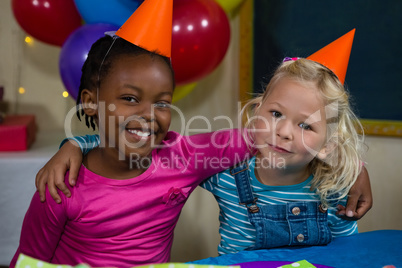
337, 166, 372, 220
35, 140, 83, 203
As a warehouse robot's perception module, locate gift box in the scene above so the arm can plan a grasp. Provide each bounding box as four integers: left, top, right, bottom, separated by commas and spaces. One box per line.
0, 114, 36, 151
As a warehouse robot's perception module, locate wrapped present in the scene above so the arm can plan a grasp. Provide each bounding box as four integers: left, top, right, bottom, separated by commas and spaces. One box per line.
0, 114, 36, 151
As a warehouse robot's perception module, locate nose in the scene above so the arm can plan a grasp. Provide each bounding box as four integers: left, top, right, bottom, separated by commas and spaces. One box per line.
275, 118, 293, 140
138, 102, 155, 122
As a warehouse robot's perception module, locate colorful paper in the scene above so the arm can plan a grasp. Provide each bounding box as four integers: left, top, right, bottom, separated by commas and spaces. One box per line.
15, 254, 240, 268
279, 260, 317, 268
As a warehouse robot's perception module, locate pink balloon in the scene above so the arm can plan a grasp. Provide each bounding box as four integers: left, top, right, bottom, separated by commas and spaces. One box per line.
12, 0, 82, 46
172, 0, 231, 85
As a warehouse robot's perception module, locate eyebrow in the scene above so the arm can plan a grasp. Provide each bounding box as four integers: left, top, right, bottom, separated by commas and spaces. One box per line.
157, 91, 173, 98
121, 84, 140, 91
121, 84, 173, 98
268, 101, 321, 121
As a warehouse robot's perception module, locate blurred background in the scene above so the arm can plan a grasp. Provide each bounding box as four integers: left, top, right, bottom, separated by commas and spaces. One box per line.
0, 0, 401, 265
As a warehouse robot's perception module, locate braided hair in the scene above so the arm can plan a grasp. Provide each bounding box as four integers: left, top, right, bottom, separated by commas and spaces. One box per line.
76, 35, 175, 130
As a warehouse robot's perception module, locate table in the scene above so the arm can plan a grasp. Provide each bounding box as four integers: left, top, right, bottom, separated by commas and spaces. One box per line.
0, 131, 65, 265
189, 230, 402, 268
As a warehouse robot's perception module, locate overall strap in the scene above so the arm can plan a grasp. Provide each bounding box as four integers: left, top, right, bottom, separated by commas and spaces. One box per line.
230, 161, 259, 213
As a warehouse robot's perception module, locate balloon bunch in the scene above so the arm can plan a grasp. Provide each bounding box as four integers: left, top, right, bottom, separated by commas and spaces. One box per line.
12, 0, 240, 101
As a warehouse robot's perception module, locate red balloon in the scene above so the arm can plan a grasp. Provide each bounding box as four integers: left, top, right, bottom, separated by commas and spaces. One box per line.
12, 0, 82, 46
172, 0, 231, 85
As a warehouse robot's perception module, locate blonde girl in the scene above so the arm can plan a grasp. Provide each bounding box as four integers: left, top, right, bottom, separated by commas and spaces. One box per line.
200, 57, 367, 254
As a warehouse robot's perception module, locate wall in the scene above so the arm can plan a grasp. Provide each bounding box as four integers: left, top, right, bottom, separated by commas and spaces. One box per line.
0, 1, 77, 133
1, 0, 401, 264
357, 136, 402, 231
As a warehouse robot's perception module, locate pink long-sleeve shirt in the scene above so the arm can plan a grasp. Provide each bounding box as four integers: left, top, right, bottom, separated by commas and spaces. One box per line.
10, 130, 250, 268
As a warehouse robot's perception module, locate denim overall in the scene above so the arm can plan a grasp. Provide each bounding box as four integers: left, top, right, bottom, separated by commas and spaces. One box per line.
231, 161, 332, 249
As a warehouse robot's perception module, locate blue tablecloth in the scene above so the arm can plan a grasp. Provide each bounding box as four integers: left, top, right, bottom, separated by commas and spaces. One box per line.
189, 230, 402, 268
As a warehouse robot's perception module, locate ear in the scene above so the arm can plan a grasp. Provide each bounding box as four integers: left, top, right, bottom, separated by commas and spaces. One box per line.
81, 89, 97, 117
317, 142, 337, 160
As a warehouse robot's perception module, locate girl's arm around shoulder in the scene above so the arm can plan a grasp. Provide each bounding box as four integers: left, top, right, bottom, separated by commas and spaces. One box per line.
9, 186, 68, 267
172, 129, 252, 177
36, 135, 99, 203
337, 166, 373, 220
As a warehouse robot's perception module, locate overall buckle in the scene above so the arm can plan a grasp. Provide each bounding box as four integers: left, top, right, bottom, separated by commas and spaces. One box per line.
240, 198, 260, 213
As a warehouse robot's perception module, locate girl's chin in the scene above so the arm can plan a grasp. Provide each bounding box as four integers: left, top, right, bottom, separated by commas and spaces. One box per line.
122, 147, 153, 158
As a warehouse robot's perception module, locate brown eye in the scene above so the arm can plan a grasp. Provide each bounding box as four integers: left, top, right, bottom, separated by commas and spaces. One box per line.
122, 96, 138, 103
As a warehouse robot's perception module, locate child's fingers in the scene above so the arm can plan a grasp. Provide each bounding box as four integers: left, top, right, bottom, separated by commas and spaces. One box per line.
336, 204, 346, 215
53, 167, 71, 198
55, 179, 71, 199
35, 168, 47, 202
35, 168, 42, 189
47, 171, 62, 204
354, 199, 372, 219
336, 204, 359, 221
345, 194, 359, 218
68, 159, 81, 187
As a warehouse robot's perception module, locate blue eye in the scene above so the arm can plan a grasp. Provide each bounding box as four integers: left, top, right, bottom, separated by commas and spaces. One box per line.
271, 111, 282, 118
299, 123, 311, 130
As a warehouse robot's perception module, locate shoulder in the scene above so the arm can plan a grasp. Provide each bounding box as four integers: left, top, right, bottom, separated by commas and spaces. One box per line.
201, 168, 237, 191
54, 165, 100, 219
157, 131, 190, 152
209, 157, 255, 188
160, 129, 245, 152
161, 131, 182, 145
55, 165, 96, 205
160, 129, 241, 144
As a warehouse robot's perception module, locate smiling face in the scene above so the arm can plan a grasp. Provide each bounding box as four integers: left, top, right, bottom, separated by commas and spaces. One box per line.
254, 77, 328, 171
94, 53, 174, 161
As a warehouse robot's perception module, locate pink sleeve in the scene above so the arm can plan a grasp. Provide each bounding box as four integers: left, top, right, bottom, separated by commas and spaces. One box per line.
180, 128, 252, 179
9, 189, 68, 267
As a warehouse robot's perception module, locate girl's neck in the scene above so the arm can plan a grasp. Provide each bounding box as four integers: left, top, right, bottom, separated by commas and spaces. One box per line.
254, 154, 310, 186
84, 147, 150, 180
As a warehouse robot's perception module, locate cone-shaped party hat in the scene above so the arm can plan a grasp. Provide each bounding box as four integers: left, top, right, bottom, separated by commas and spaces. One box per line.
115, 0, 173, 57
307, 29, 355, 84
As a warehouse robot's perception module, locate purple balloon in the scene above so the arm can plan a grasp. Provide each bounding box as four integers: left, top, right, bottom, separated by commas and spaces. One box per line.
59, 24, 119, 100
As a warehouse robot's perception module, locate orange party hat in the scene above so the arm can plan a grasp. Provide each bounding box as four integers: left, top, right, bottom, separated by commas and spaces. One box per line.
307, 29, 355, 84
115, 0, 173, 57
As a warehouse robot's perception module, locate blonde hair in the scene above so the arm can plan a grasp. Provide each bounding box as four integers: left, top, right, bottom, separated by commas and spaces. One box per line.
242, 58, 366, 209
